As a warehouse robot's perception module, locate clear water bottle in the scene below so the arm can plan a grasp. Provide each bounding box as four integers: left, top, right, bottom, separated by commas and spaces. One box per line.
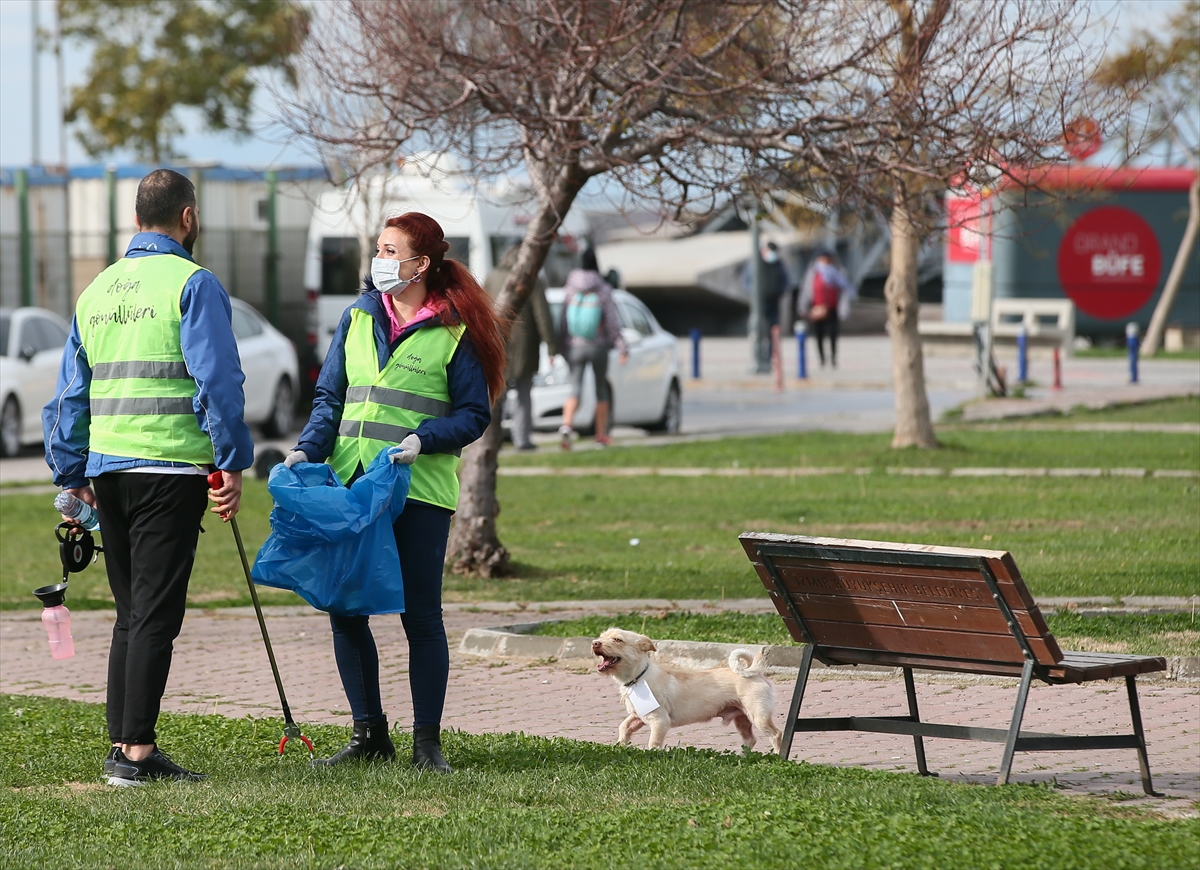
42, 604, 75, 660
54, 491, 100, 531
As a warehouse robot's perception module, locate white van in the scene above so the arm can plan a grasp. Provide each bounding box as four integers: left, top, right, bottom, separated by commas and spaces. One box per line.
302, 153, 584, 365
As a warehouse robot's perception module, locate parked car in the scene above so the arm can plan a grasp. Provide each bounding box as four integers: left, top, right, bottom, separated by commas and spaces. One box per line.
229, 298, 300, 438
506, 288, 682, 435
0, 307, 71, 457
0, 300, 299, 458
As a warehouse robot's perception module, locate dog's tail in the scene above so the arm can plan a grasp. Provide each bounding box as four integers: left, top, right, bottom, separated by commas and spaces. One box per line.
728, 648, 767, 678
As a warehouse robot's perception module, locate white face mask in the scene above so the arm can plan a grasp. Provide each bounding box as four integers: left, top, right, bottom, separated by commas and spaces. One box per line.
371, 255, 423, 296
762, 250, 779, 264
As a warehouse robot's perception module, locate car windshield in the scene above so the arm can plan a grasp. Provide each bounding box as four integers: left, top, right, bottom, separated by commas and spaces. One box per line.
0, 313, 9, 356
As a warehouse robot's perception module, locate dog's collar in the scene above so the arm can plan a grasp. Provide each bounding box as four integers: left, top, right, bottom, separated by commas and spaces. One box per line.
624, 663, 651, 687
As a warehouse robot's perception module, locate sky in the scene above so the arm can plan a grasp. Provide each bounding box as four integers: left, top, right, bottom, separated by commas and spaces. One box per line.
0, 0, 1188, 171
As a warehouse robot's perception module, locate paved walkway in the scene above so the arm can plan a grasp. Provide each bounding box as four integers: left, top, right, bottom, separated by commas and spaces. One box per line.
3, 603, 1197, 816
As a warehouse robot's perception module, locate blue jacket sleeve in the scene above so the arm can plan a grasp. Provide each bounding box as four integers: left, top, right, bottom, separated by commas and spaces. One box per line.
42, 318, 93, 489
179, 272, 256, 471
413, 329, 492, 455
294, 308, 352, 463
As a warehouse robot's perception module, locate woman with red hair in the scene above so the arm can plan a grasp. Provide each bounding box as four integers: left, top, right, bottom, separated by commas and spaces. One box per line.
286, 212, 505, 772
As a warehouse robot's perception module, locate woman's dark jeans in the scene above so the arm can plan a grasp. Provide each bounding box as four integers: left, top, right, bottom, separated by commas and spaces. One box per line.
329, 499, 453, 727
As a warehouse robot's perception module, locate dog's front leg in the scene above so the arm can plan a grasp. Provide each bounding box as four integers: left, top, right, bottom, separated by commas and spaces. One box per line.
646, 715, 671, 749
618, 714, 644, 744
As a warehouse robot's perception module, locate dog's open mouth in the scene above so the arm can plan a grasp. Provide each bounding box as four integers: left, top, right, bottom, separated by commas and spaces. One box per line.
597, 654, 621, 673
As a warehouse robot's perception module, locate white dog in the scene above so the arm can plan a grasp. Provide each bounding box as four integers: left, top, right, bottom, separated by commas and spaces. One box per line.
592, 627, 783, 753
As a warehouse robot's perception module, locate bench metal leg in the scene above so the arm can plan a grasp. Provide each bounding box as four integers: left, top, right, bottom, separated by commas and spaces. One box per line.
1125, 676, 1162, 796
781, 644, 814, 760
903, 668, 933, 777
997, 659, 1034, 785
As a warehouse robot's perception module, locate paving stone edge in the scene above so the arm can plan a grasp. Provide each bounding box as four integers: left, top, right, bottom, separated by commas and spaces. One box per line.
459, 624, 1200, 683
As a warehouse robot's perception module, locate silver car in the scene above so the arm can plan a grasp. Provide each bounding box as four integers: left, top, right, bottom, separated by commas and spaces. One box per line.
506, 288, 682, 435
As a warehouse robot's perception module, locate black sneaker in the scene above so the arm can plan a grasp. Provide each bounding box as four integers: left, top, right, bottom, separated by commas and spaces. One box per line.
107, 748, 207, 786
103, 746, 120, 777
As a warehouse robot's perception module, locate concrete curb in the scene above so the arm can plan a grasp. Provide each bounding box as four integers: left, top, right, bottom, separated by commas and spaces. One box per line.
459, 622, 1200, 683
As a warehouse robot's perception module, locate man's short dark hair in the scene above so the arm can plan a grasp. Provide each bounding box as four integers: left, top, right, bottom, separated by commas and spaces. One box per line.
135, 169, 196, 230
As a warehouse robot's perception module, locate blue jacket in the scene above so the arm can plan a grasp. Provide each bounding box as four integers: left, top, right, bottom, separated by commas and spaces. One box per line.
294, 286, 492, 467
43, 233, 256, 489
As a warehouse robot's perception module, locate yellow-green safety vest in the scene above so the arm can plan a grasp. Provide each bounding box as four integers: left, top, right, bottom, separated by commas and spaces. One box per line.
329, 308, 465, 510
75, 254, 215, 465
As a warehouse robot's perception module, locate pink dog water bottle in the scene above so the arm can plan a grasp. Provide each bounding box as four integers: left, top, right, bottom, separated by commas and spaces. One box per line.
33, 582, 74, 660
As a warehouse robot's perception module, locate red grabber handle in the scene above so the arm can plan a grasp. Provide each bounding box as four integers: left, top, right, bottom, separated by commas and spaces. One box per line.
207, 471, 230, 519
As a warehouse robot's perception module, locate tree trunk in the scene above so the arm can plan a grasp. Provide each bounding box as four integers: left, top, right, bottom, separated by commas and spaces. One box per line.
885, 194, 938, 449
446, 395, 509, 577
446, 163, 587, 576
1142, 173, 1199, 356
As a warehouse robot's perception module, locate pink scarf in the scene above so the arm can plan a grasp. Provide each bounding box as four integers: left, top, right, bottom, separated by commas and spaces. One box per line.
384, 296, 444, 341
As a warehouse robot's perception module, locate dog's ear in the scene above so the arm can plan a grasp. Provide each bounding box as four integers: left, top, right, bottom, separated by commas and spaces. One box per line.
637, 637, 657, 653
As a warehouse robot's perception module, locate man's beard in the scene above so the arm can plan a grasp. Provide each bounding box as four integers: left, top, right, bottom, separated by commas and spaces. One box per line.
183, 225, 199, 255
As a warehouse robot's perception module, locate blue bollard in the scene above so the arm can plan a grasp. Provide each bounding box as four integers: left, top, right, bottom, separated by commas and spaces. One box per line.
796, 327, 808, 379
1017, 327, 1028, 383
690, 328, 701, 379
1126, 322, 1139, 384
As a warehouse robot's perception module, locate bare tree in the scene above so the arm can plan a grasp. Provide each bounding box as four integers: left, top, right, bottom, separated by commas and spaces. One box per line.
291, 0, 884, 575
1096, 0, 1199, 356
752, 0, 1131, 447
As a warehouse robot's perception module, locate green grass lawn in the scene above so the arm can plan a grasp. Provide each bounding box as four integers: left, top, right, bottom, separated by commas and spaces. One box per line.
528, 611, 1200, 657
2, 695, 1195, 870
1029, 396, 1200, 425
501, 409, 1199, 471
2, 420, 1196, 609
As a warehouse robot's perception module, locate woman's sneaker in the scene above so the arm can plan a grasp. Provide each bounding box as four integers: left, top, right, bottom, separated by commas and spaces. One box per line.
558, 425, 574, 451
107, 748, 207, 786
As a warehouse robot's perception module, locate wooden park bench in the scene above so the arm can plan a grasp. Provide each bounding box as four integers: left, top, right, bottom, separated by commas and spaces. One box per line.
739, 532, 1166, 793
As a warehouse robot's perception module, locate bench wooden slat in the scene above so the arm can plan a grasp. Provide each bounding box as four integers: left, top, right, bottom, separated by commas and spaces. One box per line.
777, 614, 1063, 666
801, 618, 1058, 664
766, 589, 1053, 641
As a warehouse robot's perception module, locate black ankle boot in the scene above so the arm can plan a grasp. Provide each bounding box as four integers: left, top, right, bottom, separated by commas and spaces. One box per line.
313, 718, 395, 767
412, 725, 452, 773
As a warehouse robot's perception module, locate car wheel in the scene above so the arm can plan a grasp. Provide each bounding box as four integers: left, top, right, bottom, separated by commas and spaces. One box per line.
261, 377, 295, 438
649, 381, 681, 434
0, 395, 20, 457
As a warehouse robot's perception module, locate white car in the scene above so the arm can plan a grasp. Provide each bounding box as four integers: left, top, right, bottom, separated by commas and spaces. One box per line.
0, 307, 72, 457
228, 298, 300, 438
0, 300, 299, 457
507, 288, 682, 435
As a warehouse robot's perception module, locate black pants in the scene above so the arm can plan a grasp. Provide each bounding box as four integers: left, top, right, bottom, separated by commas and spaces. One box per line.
329, 500, 453, 728
811, 313, 839, 366
93, 473, 209, 744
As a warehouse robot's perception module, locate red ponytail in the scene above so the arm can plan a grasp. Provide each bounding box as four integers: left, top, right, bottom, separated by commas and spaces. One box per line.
384, 213, 508, 403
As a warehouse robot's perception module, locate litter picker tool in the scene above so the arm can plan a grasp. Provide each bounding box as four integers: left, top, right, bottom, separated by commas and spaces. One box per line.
208, 470, 314, 758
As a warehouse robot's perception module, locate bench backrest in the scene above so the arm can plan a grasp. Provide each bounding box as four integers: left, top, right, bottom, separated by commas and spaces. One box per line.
740, 533, 1063, 677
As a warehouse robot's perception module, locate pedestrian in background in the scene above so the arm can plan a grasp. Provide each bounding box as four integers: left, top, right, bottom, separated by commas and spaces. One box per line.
44, 168, 254, 786
484, 243, 557, 451
741, 240, 792, 390
799, 248, 855, 368
286, 212, 504, 773
557, 245, 627, 448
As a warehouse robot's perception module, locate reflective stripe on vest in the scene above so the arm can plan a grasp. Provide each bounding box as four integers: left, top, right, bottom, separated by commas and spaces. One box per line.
75, 255, 215, 465
329, 308, 465, 509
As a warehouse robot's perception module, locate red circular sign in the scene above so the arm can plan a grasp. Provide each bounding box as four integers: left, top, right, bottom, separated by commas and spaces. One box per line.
1057, 206, 1161, 320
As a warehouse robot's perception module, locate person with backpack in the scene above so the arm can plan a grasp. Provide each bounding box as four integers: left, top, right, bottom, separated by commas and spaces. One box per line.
557, 247, 627, 448
799, 248, 855, 368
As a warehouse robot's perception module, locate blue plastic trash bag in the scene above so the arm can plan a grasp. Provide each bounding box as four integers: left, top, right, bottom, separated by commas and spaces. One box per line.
251, 446, 411, 615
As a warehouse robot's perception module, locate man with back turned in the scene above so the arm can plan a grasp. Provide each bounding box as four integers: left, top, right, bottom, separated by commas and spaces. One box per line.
44, 168, 254, 785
